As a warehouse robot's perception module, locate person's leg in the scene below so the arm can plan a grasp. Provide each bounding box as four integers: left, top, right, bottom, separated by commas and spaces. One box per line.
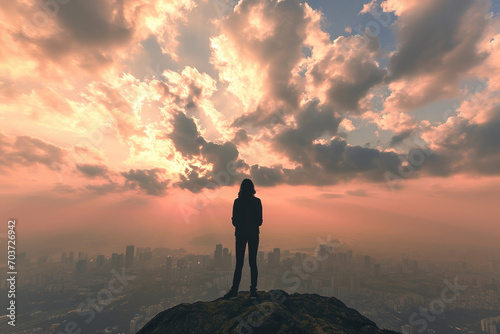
248, 234, 259, 291
231, 235, 247, 291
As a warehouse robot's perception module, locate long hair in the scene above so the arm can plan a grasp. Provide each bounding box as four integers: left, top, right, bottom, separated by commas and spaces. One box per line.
238, 178, 256, 198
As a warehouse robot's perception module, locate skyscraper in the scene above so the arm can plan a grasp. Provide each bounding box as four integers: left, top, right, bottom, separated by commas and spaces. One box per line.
364, 255, 371, 269
112, 253, 123, 270
222, 247, 231, 269
96, 255, 105, 270
75, 259, 87, 275
274, 248, 281, 266
214, 244, 223, 268
126, 245, 135, 268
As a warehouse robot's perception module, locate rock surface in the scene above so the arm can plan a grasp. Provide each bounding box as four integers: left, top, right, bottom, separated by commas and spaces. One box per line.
137, 290, 400, 334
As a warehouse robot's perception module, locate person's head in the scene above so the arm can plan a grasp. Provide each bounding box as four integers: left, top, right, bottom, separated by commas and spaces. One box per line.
238, 178, 256, 198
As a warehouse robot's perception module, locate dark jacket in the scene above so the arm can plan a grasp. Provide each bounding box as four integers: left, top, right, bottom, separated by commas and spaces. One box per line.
232, 196, 262, 236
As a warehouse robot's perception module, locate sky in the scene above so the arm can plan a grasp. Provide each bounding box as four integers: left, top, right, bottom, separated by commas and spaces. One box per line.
0, 0, 499, 261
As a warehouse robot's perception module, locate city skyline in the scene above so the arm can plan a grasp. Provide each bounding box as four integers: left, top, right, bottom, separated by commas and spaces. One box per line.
1, 0, 500, 261
1, 0, 500, 333
2, 238, 499, 333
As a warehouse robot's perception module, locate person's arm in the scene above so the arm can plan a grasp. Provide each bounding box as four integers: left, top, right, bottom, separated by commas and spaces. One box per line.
231, 199, 238, 227
257, 198, 263, 226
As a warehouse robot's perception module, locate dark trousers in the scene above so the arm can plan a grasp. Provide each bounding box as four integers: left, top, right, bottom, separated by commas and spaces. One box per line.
232, 234, 259, 291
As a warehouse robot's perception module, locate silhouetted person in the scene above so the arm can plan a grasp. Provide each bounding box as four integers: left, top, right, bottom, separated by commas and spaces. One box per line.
224, 179, 262, 299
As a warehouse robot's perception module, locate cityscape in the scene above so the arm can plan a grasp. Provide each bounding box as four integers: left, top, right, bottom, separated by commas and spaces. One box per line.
2, 0, 500, 333
1, 242, 499, 334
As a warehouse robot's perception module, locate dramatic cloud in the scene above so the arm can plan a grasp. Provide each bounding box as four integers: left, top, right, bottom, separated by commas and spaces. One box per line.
0, 0, 195, 80
168, 111, 205, 157
75, 163, 109, 179
421, 106, 500, 176
121, 168, 170, 196
383, 0, 491, 111
0, 134, 66, 171
1, 0, 499, 198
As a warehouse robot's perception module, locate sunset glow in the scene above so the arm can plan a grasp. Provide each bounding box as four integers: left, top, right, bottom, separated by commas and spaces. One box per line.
1, 0, 499, 260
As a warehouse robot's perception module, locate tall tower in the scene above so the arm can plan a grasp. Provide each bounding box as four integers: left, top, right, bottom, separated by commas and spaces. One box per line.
126, 245, 135, 268
214, 244, 223, 268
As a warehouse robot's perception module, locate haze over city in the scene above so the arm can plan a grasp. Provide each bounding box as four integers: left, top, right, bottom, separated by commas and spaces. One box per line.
2, 1, 500, 333
1, 0, 500, 262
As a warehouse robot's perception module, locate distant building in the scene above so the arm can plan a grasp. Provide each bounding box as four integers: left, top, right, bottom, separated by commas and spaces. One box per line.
364, 255, 371, 269
274, 248, 281, 263
111, 253, 123, 270
214, 244, 223, 268
267, 248, 281, 268
126, 245, 135, 268
349, 275, 360, 295
144, 250, 152, 262
96, 255, 105, 270
75, 259, 87, 275
410, 260, 418, 272
268, 252, 275, 268
401, 324, 416, 334
481, 316, 500, 334
257, 251, 265, 268
318, 244, 332, 259
347, 250, 353, 259
165, 256, 173, 268
222, 248, 231, 269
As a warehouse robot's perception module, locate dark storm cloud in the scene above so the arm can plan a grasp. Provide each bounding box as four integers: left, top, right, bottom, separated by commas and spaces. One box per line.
232, 129, 250, 145
241, 137, 402, 188
386, 0, 490, 109
232, 0, 308, 109
175, 168, 211, 193
76, 163, 109, 178
218, 0, 310, 121
55, 0, 132, 46
308, 34, 386, 112
0, 135, 66, 170
168, 111, 206, 157
249, 165, 284, 187
18, 0, 135, 73
273, 100, 342, 165
388, 0, 482, 80
200, 141, 242, 182
423, 107, 500, 177
231, 106, 289, 128
318, 38, 386, 111
312, 138, 401, 182
121, 168, 170, 196
170, 113, 247, 192
156, 77, 209, 111
326, 63, 386, 111
390, 129, 413, 146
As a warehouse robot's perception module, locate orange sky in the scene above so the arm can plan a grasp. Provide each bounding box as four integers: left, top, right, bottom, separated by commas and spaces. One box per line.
1, 0, 499, 261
